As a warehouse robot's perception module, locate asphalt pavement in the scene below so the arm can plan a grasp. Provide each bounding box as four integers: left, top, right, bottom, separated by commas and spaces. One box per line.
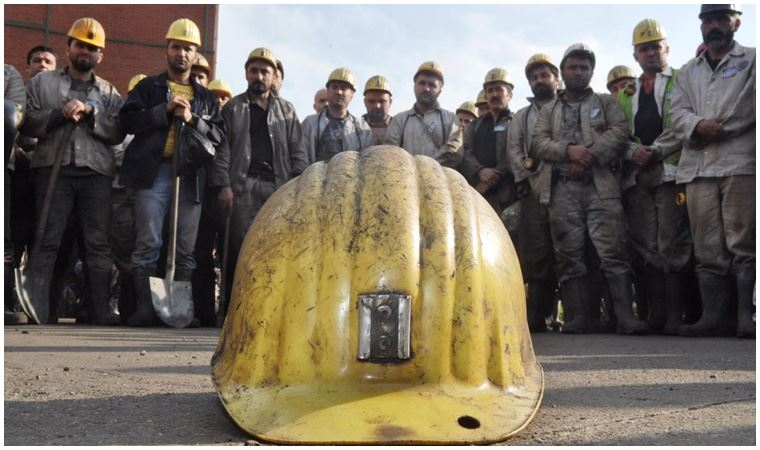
3, 324, 756, 445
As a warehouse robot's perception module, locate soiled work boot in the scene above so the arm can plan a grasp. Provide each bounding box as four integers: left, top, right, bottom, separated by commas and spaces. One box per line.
736, 277, 755, 339
560, 276, 591, 334
89, 269, 120, 325
605, 271, 649, 335
662, 272, 686, 335
678, 274, 734, 337
127, 267, 157, 327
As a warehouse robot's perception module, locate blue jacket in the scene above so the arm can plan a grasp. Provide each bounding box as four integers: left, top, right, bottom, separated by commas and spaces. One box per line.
119, 72, 223, 193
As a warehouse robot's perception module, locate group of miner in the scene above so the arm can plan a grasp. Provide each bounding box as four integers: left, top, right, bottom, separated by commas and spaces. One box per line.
3, 4, 755, 338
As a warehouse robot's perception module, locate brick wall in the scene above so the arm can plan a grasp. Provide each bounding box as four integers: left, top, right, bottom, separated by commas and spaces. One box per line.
4, 4, 218, 94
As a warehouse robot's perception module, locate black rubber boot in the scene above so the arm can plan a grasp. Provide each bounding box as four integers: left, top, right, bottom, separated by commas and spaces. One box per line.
646, 272, 667, 333
27, 267, 52, 325
662, 272, 686, 335
127, 267, 157, 327
88, 269, 119, 325
736, 277, 755, 339
527, 281, 554, 332
118, 270, 136, 325
605, 271, 649, 335
677, 274, 734, 337
560, 276, 590, 334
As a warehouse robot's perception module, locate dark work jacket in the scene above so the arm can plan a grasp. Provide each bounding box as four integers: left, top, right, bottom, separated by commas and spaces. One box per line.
118, 72, 223, 199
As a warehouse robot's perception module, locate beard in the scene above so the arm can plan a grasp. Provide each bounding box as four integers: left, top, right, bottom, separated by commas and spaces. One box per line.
532, 83, 554, 100
70, 56, 96, 72
416, 91, 437, 108
564, 77, 589, 93
249, 81, 267, 95
366, 108, 385, 122
167, 56, 189, 74
703, 28, 734, 51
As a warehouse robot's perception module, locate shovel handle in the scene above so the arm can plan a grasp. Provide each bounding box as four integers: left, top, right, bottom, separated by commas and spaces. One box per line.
30, 123, 74, 264
216, 214, 231, 328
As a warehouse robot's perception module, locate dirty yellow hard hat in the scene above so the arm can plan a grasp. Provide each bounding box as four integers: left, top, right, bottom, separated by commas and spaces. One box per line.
363, 75, 392, 96
67, 17, 106, 49
208, 79, 232, 98
456, 101, 478, 118
245, 47, 278, 69
414, 60, 444, 83
483, 67, 514, 90
525, 53, 558, 78
606, 65, 636, 88
165, 18, 201, 47
326, 67, 356, 91
475, 89, 487, 107
211, 146, 544, 444
632, 18, 667, 46
127, 74, 147, 94
193, 53, 210, 72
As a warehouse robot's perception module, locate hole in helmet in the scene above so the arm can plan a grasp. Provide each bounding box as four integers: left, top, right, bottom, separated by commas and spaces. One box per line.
457, 415, 481, 429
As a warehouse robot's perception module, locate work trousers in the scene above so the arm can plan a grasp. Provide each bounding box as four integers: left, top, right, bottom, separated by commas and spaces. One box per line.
131, 162, 202, 271
32, 171, 113, 273
547, 178, 631, 283
226, 175, 276, 299
624, 179, 692, 273
686, 175, 755, 280
517, 190, 556, 284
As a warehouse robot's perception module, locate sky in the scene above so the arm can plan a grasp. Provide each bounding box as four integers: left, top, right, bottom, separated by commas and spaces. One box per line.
216, 3, 757, 118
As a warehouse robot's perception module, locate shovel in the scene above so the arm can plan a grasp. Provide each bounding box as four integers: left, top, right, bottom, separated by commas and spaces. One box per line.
150, 134, 194, 328
215, 214, 231, 328
16, 123, 74, 324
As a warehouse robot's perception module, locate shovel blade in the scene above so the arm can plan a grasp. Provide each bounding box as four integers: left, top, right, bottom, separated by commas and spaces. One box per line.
150, 276, 194, 328
14, 267, 46, 325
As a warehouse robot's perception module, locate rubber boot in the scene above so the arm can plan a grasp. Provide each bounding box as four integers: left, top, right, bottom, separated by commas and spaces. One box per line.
646, 272, 667, 333
736, 278, 755, 339
88, 269, 120, 325
683, 271, 702, 324
27, 266, 52, 325
677, 274, 734, 337
118, 270, 136, 325
127, 267, 157, 327
527, 281, 554, 332
662, 272, 685, 335
605, 271, 649, 335
633, 273, 649, 326
560, 276, 590, 334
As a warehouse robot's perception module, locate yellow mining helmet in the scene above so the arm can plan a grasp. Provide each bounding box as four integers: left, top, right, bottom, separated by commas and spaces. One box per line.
525, 53, 558, 78
193, 53, 210, 72
483, 67, 514, 90
67, 18, 106, 49
363, 75, 392, 96
456, 101, 478, 118
165, 18, 201, 47
414, 60, 444, 83
607, 65, 636, 88
245, 47, 278, 69
211, 146, 543, 444
326, 67, 356, 91
632, 18, 667, 46
475, 89, 487, 107
127, 74, 147, 94
208, 79, 232, 98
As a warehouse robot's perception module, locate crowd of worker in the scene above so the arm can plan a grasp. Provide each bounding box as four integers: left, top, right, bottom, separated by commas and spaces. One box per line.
3, 4, 754, 337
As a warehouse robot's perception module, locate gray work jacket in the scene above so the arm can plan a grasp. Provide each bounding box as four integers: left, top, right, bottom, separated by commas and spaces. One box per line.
209, 92, 308, 192
21, 68, 124, 177
507, 101, 541, 187
670, 41, 756, 183
531, 89, 628, 205
384, 103, 463, 168
301, 108, 372, 163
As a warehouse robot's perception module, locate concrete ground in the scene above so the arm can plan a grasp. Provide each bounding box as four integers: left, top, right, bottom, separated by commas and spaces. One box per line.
4, 324, 756, 445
